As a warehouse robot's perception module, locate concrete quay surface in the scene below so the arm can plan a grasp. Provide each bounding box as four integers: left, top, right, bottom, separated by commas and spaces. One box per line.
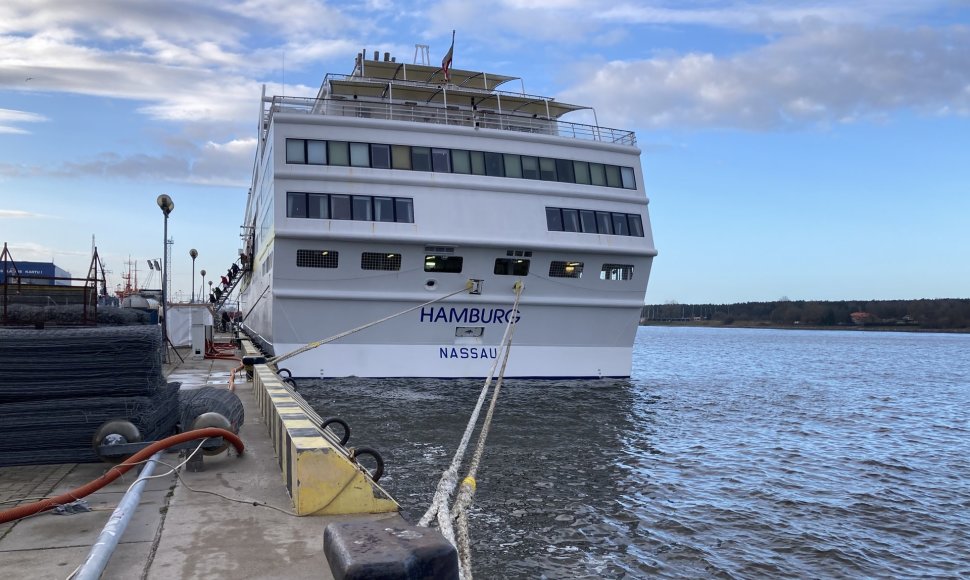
0, 347, 395, 579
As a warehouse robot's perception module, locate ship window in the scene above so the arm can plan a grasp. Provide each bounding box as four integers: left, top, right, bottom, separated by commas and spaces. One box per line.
425, 255, 464, 273
606, 165, 622, 188
573, 161, 590, 185
545, 207, 563, 231
612, 213, 630, 236
601, 264, 634, 281
285, 139, 306, 164
555, 159, 575, 183
328, 141, 349, 166
470, 151, 486, 175
374, 197, 395, 222
621, 166, 636, 189
589, 163, 607, 186
353, 196, 373, 220
361, 252, 402, 271
550, 261, 584, 278
297, 249, 339, 268
539, 158, 557, 181
596, 211, 613, 235
579, 210, 597, 233
350, 142, 370, 167
286, 192, 307, 218
395, 198, 414, 223
308, 194, 329, 219
391, 145, 411, 169
521, 156, 539, 180
432, 148, 451, 172
412, 147, 432, 171
628, 214, 644, 237
452, 150, 471, 174
307, 140, 327, 165
484, 152, 504, 177
371, 144, 391, 168
494, 258, 530, 276
331, 195, 352, 219
562, 209, 580, 232
503, 154, 522, 178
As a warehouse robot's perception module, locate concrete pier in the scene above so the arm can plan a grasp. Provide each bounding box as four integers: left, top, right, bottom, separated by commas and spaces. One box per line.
0, 348, 398, 579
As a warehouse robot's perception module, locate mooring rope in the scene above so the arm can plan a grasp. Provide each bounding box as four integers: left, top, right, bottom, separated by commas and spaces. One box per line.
270, 281, 473, 366
417, 282, 523, 580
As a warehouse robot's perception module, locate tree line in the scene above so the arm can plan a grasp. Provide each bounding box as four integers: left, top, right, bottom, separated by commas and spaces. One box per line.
641, 299, 970, 330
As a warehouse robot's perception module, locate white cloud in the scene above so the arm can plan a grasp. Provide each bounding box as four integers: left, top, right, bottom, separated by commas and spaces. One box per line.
0, 107, 48, 134
0, 209, 39, 218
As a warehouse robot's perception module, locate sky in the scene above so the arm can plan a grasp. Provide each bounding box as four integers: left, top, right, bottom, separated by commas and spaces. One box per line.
1, 0, 969, 304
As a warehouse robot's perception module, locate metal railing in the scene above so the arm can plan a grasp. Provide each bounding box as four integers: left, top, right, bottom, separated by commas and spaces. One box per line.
266, 96, 637, 146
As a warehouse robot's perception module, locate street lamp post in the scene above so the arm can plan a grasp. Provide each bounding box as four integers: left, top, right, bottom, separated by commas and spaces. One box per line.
189, 249, 198, 302
200, 269, 206, 303
157, 195, 174, 363
208, 280, 213, 303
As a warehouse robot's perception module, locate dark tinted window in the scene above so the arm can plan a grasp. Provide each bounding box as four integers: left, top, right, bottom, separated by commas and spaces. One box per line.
546, 208, 563, 231
331, 195, 352, 219
286, 192, 307, 218
371, 144, 391, 168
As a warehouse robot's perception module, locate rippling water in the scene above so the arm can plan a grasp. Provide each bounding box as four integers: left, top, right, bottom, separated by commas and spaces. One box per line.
298, 327, 970, 578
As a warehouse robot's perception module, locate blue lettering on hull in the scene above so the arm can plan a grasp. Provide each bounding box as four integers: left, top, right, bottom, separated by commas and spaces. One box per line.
421, 307, 520, 324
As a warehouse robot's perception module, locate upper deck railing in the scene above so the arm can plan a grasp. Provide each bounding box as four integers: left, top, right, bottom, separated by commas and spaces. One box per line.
263, 96, 637, 146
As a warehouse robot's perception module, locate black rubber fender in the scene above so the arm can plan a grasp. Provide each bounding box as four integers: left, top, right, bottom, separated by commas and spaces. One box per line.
282, 376, 298, 388
349, 447, 384, 482
321, 417, 351, 446
278, 368, 292, 378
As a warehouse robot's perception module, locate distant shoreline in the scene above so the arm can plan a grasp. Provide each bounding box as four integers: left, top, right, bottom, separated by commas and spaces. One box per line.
640, 321, 970, 334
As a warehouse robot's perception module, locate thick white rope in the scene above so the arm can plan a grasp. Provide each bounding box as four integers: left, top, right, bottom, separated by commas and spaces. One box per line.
417, 282, 523, 579
270, 282, 472, 366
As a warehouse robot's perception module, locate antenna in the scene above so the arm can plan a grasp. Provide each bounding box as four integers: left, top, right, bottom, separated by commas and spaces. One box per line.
414, 44, 430, 65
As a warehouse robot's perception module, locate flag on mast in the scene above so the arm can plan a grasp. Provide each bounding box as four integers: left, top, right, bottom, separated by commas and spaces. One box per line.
442, 30, 455, 82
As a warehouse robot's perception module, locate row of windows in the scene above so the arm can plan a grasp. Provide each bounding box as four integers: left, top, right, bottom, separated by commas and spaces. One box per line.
287, 192, 414, 223
295, 250, 635, 281
286, 139, 637, 189
546, 207, 644, 237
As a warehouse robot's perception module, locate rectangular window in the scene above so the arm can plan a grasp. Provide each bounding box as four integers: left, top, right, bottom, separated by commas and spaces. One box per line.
539, 158, 557, 181
328, 141, 349, 166
601, 263, 634, 281
431, 148, 451, 172
579, 210, 597, 233
589, 163, 607, 186
521, 156, 539, 179
621, 166, 636, 189
484, 152, 504, 176
350, 142, 370, 167
307, 140, 327, 165
395, 198, 414, 223
573, 161, 590, 185
549, 261, 583, 278
308, 194, 329, 219
297, 249, 338, 268
503, 154, 522, 178
371, 144, 391, 169
545, 207, 563, 231
391, 145, 411, 169
612, 213, 630, 235
286, 192, 307, 218
562, 209, 580, 232
424, 255, 464, 273
374, 197, 395, 222
595, 211, 613, 235
494, 258, 530, 276
285, 139, 305, 164
353, 196, 373, 221
606, 165, 622, 188
412, 146, 432, 171
331, 195, 352, 219
470, 151, 486, 175
452, 150, 471, 174
361, 252, 402, 271
555, 158, 575, 183
628, 214, 644, 237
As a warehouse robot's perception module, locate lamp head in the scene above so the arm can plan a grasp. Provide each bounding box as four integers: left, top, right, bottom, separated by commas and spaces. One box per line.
200, 269, 206, 276
189, 248, 198, 259
156, 194, 175, 215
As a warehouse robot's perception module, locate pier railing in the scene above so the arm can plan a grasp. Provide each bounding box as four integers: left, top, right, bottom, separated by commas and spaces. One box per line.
265, 96, 637, 146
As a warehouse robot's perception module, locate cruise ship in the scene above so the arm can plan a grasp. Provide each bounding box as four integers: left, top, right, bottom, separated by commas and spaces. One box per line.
237, 48, 657, 378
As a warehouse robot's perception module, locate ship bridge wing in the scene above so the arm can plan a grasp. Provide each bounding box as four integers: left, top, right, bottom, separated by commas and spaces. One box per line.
354, 59, 517, 91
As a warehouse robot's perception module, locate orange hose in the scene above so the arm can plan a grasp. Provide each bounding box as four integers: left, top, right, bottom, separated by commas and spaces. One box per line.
0, 427, 244, 524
